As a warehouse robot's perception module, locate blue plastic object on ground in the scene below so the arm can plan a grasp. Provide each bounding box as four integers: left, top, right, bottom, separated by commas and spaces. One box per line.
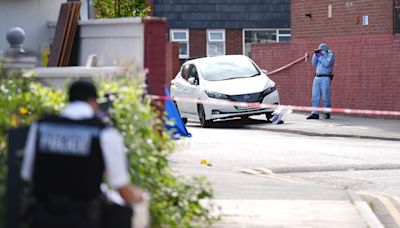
165, 87, 192, 139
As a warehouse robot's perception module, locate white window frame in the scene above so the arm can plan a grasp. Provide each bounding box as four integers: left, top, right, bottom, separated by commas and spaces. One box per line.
277, 29, 291, 42
170, 29, 189, 59
206, 29, 225, 57
242, 28, 291, 56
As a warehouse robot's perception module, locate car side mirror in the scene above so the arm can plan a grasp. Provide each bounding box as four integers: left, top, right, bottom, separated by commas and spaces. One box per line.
188, 77, 196, 85
261, 69, 268, 75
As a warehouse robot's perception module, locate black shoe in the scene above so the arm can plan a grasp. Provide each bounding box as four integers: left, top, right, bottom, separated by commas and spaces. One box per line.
323, 113, 331, 119
306, 114, 319, 119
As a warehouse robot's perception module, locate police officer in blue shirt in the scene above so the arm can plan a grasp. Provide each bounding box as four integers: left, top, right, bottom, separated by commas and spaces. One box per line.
307, 43, 336, 120
21, 80, 144, 228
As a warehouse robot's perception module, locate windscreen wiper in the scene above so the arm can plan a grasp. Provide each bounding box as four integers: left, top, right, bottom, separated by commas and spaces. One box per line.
218, 73, 260, 81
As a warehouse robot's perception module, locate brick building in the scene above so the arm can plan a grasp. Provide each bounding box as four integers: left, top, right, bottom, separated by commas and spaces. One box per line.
149, 0, 291, 60
251, 0, 400, 117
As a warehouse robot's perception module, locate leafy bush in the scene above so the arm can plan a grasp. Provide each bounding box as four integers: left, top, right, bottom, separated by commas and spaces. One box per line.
0, 70, 66, 228
94, 0, 151, 18
98, 68, 218, 227
0, 67, 218, 227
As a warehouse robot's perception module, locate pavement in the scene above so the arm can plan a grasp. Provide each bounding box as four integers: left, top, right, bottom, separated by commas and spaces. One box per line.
173, 112, 400, 228
249, 112, 400, 141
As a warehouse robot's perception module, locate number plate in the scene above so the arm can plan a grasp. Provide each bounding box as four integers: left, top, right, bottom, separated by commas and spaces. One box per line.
234, 105, 251, 110
234, 103, 262, 110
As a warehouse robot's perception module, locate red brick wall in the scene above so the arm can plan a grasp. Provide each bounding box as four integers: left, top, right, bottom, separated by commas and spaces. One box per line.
144, 18, 167, 117
189, 29, 243, 58
292, 0, 394, 40
166, 42, 180, 87
144, 18, 167, 96
226, 29, 243, 55
189, 29, 206, 58
251, 35, 400, 115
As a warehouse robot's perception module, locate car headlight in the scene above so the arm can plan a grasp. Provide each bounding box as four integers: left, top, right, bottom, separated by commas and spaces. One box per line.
205, 91, 229, 99
261, 86, 276, 96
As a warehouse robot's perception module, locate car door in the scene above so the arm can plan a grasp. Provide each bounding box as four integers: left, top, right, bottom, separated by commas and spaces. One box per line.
171, 64, 191, 114
182, 64, 201, 115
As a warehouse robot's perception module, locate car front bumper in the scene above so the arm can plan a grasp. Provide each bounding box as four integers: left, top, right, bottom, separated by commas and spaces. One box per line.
204, 90, 280, 120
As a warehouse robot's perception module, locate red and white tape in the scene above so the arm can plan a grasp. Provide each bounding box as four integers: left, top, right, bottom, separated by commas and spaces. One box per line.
268, 53, 309, 75
150, 54, 399, 117
148, 94, 400, 117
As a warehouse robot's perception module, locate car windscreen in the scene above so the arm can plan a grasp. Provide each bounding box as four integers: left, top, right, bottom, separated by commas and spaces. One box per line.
198, 57, 260, 81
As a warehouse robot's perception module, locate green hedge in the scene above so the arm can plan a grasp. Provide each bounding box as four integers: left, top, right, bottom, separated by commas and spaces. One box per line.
0, 67, 218, 227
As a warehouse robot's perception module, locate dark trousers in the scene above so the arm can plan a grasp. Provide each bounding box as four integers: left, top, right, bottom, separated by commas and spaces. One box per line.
31, 197, 102, 228
29, 195, 133, 228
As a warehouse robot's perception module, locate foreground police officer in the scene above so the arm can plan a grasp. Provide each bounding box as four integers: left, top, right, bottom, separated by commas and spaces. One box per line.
21, 80, 144, 228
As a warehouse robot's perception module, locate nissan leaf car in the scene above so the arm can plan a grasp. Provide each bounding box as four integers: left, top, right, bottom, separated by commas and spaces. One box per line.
170, 55, 280, 127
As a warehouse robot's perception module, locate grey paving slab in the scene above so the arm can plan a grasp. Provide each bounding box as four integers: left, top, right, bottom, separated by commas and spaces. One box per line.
249, 112, 400, 141
213, 200, 366, 228
172, 162, 372, 228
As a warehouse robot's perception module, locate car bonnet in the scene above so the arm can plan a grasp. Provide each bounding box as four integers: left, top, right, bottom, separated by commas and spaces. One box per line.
201, 75, 275, 95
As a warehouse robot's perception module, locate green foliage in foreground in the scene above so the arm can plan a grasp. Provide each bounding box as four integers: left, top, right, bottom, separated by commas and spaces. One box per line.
0, 70, 66, 228
0, 67, 218, 227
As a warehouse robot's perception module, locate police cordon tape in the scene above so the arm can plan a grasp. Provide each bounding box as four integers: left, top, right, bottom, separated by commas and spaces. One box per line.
268, 53, 308, 75
147, 94, 400, 117
148, 53, 400, 117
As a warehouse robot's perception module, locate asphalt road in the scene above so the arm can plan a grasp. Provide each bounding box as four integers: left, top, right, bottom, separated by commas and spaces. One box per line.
170, 118, 400, 227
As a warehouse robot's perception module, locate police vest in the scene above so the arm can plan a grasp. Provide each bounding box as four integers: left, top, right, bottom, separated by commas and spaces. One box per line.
32, 116, 106, 201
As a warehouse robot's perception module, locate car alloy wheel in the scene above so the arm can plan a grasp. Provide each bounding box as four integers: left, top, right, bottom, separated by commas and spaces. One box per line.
198, 104, 213, 128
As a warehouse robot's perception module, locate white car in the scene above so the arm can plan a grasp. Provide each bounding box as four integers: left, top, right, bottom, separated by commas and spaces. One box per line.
170, 55, 280, 127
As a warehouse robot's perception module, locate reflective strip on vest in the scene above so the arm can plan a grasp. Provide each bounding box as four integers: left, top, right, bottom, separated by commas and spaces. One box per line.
38, 123, 100, 156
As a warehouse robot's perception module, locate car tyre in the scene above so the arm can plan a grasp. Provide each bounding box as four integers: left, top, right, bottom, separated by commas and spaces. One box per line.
265, 112, 273, 121
198, 104, 213, 128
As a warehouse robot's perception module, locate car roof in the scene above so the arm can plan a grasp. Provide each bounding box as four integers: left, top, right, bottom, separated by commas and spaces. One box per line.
184, 55, 251, 65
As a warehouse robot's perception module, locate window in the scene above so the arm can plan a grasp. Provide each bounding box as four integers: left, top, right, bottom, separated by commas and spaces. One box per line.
181, 64, 190, 80
277, 30, 292, 42
243, 29, 291, 56
180, 64, 199, 85
170, 29, 189, 59
188, 64, 199, 85
207, 30, 225, 57
395, 0, 400, 34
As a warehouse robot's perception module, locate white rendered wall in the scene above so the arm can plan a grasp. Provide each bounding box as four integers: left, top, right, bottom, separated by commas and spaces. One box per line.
78, 17, 144, 67
0, 0, 65, 54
